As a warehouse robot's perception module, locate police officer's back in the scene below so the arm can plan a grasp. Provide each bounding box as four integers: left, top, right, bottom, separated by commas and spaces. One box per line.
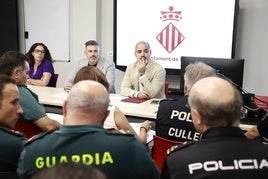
18, 80, 159, 179
156, 62, 216, 142
156, 97, 201, 142
161, 77, 268, 179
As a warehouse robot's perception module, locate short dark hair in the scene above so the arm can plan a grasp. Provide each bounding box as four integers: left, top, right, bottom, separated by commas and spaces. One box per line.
0, 74, 17, 107
0, 51, 28, 76
85, 40, 99, 47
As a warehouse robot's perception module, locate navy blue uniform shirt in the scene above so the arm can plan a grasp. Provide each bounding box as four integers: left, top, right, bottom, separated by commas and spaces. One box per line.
156, 97, 201, 142
161, 127, 268, 179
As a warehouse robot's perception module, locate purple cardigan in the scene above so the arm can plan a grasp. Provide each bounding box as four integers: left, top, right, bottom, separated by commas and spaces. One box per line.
29, 60, 56, 87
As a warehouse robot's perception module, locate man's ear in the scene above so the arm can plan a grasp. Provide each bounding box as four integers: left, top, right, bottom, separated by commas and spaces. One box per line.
62, 100, 67, 117
192, 108, 203, 125
184, 85, 188, 95
192, 108, 207, 132
62, 100, 68, 124
12, 68, 21, 78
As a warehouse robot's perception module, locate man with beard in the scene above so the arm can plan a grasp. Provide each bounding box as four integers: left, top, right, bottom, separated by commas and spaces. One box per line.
64, 40, 115, 93
120, 41, 166, 99
0, 51, 60, 134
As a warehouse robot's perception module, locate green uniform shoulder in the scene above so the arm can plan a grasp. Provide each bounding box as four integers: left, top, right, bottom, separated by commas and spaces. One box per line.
0, 126, 25, 137
166, 140, 195, 155
25, 131, 52, 145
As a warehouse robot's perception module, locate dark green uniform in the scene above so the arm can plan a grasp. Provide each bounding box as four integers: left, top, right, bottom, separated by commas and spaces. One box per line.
0, 127, 27, 179
18, 85, 47, 122
18, 125, 159, 179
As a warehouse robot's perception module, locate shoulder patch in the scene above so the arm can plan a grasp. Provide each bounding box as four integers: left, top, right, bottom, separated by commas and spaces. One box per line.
0, 127, 25, 137
118, 129, 133, 135
166, 140, 195, 155
167, 145, 178, 155
106, 129, 134, 136
25, 131, 51, 145
9, 129, 25, 137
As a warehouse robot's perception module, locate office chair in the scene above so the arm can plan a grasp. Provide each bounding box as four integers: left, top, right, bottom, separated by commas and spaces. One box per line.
53, 73, 59, 87
152, 135, 182, 172
165, 82, 169, 97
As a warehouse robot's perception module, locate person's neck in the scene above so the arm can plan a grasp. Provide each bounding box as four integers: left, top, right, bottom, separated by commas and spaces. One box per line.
88, 62, 97, 66
34, 60, 42, 66
63, 113, 103, 126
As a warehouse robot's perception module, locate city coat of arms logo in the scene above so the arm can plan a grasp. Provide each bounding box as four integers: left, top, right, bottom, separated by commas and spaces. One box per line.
156, 6, 185, 53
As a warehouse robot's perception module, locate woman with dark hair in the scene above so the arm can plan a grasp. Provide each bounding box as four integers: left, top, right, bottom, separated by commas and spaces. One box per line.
25, 43, 56, 87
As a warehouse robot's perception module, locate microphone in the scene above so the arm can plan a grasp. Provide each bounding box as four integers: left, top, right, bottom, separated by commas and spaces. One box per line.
215, 68, 246, 94
215, 68, 268, 105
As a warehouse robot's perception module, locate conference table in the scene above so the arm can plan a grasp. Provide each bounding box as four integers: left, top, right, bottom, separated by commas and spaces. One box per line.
27, 85, 255, 131
27, 85, 159, 120
27, 85, 159, 143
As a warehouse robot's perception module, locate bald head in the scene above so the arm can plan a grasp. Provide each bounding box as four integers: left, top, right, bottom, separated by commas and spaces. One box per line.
64, 80, 110, 125
188, 77, 242, 129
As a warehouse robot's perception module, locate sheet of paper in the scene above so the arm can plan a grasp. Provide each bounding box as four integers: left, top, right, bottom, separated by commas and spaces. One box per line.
47, 113, 63, 124
130, 122, 155, 142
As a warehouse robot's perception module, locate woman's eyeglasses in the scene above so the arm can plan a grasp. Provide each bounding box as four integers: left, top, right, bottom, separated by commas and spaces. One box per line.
34, 49, 45, 54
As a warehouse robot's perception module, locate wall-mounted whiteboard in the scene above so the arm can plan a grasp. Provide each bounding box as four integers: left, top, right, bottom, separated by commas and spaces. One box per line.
24, 0, 69, 61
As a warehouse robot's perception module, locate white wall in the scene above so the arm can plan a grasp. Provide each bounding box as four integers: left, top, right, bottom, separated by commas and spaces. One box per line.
53, 0, 97, 87
236, 0, 268, 95
20, 0, 268, 96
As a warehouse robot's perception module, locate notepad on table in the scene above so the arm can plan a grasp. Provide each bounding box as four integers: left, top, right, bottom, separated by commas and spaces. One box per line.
121, 97, 148, 103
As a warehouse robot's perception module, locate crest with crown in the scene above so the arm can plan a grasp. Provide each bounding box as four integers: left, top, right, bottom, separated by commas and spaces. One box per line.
160, 6, 182, 22
156, 5, 185, 53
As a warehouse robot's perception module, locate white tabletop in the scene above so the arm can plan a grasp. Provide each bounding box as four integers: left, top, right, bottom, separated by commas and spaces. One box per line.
109, 94, 159, 119
27, 85, 67, 106
27, 85, 159, 119
27, 85, 254, 130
